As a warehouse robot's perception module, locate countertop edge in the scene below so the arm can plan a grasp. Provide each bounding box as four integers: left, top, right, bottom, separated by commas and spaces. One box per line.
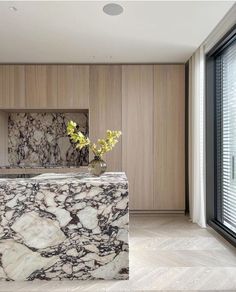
0, 166, 88, 175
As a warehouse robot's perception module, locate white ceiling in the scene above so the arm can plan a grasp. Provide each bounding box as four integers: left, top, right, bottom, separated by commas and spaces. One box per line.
0, 1, 234, 63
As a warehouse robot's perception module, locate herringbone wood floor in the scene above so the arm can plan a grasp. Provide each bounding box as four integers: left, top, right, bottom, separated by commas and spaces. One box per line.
1, 215, 236, 292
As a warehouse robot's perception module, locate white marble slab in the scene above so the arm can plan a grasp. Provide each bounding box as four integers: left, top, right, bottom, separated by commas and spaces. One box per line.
0, 172, 129, 281
8, 112, 89, 167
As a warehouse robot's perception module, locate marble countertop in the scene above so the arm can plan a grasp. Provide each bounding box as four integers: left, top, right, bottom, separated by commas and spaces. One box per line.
0, 172, 127, 184
0, 165, 81, 169
0, 166, 88, 175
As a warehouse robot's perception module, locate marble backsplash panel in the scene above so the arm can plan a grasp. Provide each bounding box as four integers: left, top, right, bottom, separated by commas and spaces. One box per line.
8, 112, 89, 167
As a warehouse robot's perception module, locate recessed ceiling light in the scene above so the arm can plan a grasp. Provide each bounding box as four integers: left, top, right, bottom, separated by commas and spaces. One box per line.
9, 6, 18, 12
103, 3, 123, 16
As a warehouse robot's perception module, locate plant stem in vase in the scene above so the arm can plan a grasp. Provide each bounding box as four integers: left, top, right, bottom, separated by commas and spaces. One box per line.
67, 121, 121, 176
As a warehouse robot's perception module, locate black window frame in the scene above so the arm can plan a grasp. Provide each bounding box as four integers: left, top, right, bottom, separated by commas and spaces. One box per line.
206, 24, 236, 247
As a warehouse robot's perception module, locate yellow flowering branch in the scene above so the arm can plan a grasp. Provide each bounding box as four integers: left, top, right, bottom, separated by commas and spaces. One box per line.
67, 121, 121, 158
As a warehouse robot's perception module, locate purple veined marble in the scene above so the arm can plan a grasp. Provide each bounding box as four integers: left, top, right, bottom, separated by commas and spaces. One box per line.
8, 112, 89, 167
0, 172, 129, 281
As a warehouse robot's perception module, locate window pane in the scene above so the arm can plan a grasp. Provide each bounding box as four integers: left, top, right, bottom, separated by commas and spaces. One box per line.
216, 40, 236, 233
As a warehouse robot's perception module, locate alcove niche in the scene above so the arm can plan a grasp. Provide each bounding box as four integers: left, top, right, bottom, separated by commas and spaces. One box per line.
0, 110, 89, 168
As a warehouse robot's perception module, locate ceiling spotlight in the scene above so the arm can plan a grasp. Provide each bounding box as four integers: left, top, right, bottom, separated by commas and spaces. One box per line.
103, 3, 123, 16
9, 6, 18, 12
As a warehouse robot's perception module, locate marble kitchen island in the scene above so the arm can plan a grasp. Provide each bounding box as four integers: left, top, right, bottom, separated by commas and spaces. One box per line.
0, 172, 129, 281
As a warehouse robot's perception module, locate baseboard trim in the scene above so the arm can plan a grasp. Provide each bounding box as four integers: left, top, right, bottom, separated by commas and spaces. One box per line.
130, 210, 185, 215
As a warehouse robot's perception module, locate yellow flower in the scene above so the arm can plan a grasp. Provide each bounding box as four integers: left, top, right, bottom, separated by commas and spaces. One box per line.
67, 121, 122, 158
67, 120, 77, 135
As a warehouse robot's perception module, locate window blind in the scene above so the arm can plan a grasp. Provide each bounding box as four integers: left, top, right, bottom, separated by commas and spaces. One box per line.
216, 39, 236, 233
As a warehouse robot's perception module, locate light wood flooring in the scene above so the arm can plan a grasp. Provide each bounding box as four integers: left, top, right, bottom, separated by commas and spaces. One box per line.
1, 215, 236, 292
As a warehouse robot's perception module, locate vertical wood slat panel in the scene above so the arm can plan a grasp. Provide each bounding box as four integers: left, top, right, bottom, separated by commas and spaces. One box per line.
47, 65, 58, 108
58, 65, 89, 109
0, 65, 89, 109
25, 65, 58, 108
25, 65, 47, 108
89, 65, 122, 171
154, 65, 185, 210
0, 65, 25, 108
122, 65, 154, 210
0, 65, 10, 108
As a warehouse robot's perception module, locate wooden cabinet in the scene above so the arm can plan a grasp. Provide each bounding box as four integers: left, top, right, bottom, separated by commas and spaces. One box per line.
0, 65, 89, 109
46, 65, 58, 108
122, 64, 185, 211
0, 65, 25, 108
25, 65, 57, 108
122, 65, 154, 210
89, 65, 122, 171
154, 65, 185, 211
58, 65, 89, 109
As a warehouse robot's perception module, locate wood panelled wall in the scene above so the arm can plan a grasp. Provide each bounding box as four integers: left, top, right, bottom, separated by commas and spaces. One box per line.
154, 65, 185, 210
58, 65, 89, 109
25, 65, 58, 108
0, 64, 185, 212
89, 65, 122, 171
122, 65, 154, 210
0, 65, 89, 109
0, 65, 25, 108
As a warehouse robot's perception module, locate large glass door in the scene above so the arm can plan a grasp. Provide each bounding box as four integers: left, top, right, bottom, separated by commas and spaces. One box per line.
215, 39, 236, 234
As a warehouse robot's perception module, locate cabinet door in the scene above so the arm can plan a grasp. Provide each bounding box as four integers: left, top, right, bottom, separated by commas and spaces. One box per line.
0, 65, 25, 108
58, 65, 89, 109
154, 65, 185, 210
46, 65, 58, 108
122, 65, 154, 210
89, 65, 122, 171
25, 65, 57, 108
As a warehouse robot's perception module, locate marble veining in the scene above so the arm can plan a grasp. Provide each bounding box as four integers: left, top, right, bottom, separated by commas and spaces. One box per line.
1, 216, 236, 291
0, 172, 129, 281
8, 112, 89, 167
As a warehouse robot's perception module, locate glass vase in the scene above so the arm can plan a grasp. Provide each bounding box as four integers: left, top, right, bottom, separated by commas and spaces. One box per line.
88, 156, 107, 176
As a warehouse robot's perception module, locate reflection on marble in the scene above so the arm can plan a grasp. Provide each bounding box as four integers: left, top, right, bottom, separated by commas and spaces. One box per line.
8, 112, 89, 167
0, 172, 129, 281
